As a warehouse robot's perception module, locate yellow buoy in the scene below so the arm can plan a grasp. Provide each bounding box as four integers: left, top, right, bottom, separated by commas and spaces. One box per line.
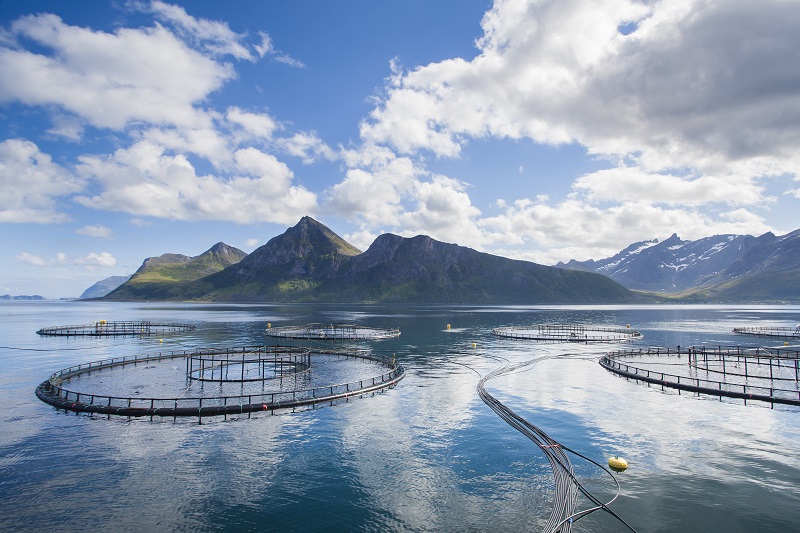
447, 324, 451, 330
159, 339, 163, 343
472, 343, 477, 348
608, 455, 628, 471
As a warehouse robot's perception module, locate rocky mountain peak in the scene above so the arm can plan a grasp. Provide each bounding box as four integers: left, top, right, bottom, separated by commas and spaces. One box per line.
226, 217, 361, 280
197, 242, 247, 264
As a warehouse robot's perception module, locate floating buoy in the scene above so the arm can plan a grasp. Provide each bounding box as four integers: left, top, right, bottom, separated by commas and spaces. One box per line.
608, 455, 628, 471
472, 342, 477, 348
159, 339, 163, 343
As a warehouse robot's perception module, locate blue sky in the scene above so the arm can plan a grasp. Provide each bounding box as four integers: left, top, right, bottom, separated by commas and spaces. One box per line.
2, 0, 799, 298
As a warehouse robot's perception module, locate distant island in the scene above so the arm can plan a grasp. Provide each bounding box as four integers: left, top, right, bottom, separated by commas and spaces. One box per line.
1, 294, 46, 300
79, 275, 132, 299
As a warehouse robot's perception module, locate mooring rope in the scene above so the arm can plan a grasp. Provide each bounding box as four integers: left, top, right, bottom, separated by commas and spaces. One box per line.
476, 355, 578, 532
457, 350, 638, 532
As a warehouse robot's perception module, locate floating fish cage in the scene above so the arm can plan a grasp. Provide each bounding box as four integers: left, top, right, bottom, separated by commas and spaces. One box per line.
600, 345, 800, 407
36, 320, 196, 337
35, 345, 404, 420
733, 326, 800, 340
264, 323, 400, 341
492, 324, 642, 343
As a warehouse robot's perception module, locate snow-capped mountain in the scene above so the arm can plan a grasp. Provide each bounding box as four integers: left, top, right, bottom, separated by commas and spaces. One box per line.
557, 230, 796, 297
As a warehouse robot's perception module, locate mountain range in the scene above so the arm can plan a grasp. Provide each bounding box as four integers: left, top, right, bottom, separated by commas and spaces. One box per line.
99, 217, 800, 304
103, 217, 640, 304
558, 229, 800, 302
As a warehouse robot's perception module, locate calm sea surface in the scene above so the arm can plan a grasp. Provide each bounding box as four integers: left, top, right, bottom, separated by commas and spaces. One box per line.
1, 301, 799, 532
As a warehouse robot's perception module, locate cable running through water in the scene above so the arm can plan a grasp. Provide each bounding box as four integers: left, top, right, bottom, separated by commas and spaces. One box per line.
472, 351, 638, 532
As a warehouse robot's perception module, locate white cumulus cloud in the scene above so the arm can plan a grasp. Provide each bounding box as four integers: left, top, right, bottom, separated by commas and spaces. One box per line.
77, 224, 113, 239
0, 5, 324, 227
343, 0, 799, 259
15, 250, 115, 269
0, 12, 233, 130
74, 141, 317, 225
276, 132, 336, 164
0, 139, 83, 223
226, 106, 277, 141
145, 0, 256, 61
79, 252, 117, 268
15, 252, 48, 266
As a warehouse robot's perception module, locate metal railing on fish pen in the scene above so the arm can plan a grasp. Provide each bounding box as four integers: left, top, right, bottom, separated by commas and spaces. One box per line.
35, 346, 405, 420
265, 323, 401, 341
600, 346, 800, 407
733, 326, 800, 340
492, 324, 642, 343
36, 320, 196, 337
187, 348, 311, 382
688, 345, 800, 382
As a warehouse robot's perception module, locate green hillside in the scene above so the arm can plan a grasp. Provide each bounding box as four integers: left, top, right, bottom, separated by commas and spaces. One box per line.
105, 243, 247, 300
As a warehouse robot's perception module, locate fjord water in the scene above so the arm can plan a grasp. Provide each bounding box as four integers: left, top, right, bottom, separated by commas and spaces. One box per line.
1, 301, 799, 532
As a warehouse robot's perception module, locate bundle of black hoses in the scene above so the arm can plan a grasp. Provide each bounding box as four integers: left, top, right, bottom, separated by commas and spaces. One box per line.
477, 354, 638, 533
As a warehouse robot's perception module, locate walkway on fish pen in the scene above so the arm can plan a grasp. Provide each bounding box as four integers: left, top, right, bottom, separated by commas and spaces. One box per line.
600, 345, 800, 407
35, 345, 405, 421
36, 320, 196, 337
493, 324, 642, 343
265, 323, 401, 341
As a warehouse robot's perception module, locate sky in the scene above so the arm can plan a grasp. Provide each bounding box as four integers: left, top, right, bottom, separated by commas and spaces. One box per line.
1, 0, 799, 298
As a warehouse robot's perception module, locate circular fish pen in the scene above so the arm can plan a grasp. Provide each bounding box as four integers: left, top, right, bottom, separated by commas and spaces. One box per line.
492, 324, 642, 343
36, 320, 196, 337
600, 346, 800, 407
35, 345, 405, 420
265, 323, 400, 341
186, 350, 311, 382
733, 325, 800, 340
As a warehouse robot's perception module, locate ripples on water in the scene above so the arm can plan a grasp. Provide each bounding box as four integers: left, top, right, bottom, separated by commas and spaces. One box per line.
1, 302, 799, 532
